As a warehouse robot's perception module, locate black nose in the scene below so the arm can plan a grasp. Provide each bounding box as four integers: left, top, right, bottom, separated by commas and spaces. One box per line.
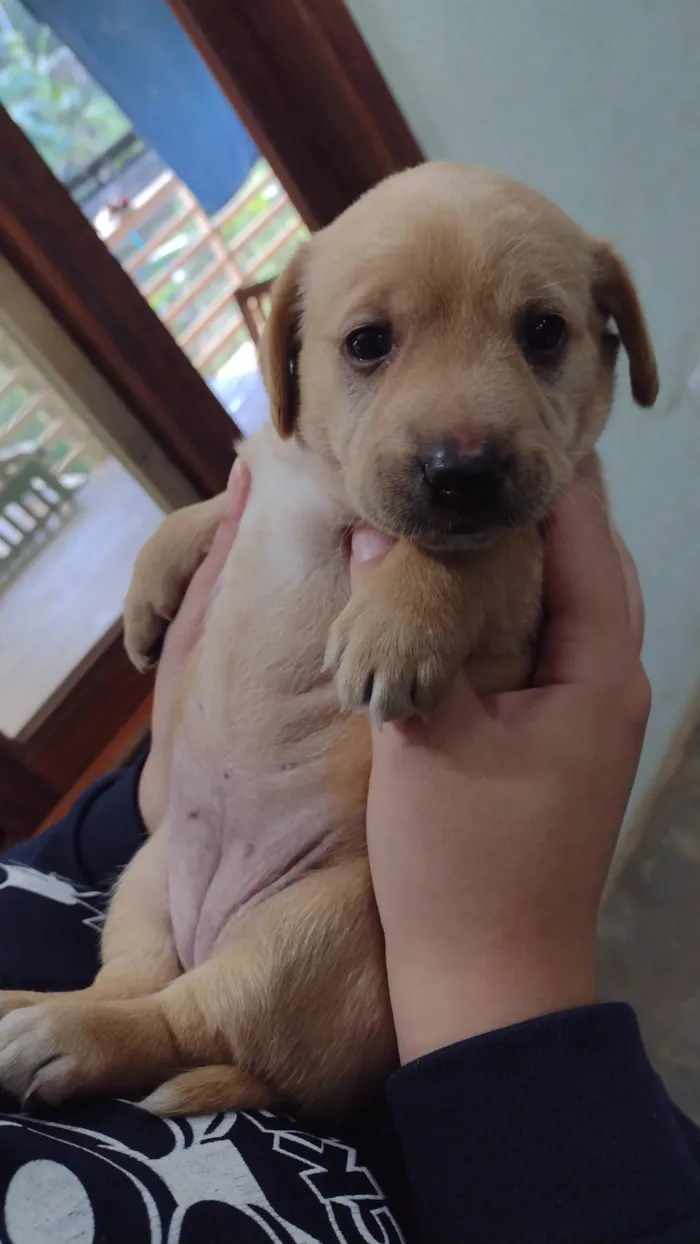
420, 441, 509, 529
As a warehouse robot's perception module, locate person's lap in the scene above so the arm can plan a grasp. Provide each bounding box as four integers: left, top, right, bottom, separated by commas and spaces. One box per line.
0, 826, 403, 1243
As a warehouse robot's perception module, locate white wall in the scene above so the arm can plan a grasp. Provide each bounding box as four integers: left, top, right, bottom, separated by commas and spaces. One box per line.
348, 0, 700, 821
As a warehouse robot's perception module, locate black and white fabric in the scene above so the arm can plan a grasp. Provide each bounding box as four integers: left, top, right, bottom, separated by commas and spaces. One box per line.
0, 1085, 403, 1242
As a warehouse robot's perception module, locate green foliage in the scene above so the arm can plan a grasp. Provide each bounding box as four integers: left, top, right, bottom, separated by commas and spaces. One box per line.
219, 164, 280, 246
220, 159, 308, 277
0, 381, 29, 429
0, 14, 129, 183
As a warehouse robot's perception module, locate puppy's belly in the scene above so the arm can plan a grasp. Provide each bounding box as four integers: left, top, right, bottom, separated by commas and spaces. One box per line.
168, 730, 357, 970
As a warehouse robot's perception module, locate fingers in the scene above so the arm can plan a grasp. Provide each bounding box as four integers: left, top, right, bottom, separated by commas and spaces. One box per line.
536, 456, 643, 686
610, 524, 644, 651
406, 670, 486, 745
205, 459, 251, 576
543, 457, 629, 632
224, 455, 252, 520
179, 460, 251, 611
159, 460, 251, 665
349, 526, 395, 592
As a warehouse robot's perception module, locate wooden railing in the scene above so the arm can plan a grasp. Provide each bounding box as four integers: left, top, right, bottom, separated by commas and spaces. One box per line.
0, 325, 106, 589
0, 163, 304, 587
95, 159, 307, 381
0, 329, 105, 478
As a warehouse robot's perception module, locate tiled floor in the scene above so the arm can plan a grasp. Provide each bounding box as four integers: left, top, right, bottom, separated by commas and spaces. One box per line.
0, 457, 162, 738
599, 720, 700, 1123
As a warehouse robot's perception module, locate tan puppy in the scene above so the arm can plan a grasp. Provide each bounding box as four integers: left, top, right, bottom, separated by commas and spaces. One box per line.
0, 163, 657, 1116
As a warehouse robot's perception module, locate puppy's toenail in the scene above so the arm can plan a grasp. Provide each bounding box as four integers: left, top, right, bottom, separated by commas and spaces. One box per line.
145, 636, 164, 666
22, 1091, 44, 1116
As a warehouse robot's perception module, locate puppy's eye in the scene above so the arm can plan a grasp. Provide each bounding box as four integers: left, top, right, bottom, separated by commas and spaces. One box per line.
344, 325, 393, 366
520, 312, 567, 360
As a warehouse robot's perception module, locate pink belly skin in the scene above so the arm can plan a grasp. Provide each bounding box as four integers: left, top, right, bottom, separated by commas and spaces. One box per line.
167, 730, 349, 970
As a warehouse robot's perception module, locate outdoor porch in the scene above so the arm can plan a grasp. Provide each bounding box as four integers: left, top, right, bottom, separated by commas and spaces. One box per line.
0, 155, 279, 739
0, 456, 162, 738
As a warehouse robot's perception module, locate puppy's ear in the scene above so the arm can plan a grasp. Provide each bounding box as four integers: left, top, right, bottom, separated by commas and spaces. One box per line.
260, 244, 309, 438
593, 243, 659, 407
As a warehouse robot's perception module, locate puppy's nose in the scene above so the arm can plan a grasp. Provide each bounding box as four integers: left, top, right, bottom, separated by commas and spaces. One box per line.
420, 441, 509, 526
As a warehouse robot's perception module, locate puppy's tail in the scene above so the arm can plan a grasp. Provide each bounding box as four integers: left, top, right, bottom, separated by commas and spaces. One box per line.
140, 1064, 271, 1116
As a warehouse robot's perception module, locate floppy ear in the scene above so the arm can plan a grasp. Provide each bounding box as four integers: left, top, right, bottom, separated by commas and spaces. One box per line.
260, 244, 309, 438
593, 242, 659, 407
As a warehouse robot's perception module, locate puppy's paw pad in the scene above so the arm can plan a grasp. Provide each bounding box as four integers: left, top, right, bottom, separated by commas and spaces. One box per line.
325, 598, 453, 725
0, 1000, 123, 1107
0, 1005, 79, 1104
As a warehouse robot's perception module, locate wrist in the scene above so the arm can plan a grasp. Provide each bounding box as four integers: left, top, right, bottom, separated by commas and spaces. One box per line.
387, 946, 597, 1064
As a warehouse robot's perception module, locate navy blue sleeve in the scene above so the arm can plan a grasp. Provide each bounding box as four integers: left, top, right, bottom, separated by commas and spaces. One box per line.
9, 758, 147, 888
387, 1003, 700, 1244
0, 761, 148, 996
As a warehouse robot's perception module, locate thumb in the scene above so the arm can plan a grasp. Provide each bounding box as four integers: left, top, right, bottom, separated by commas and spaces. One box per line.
372, 671, 486, 760
349, 527, 395, 592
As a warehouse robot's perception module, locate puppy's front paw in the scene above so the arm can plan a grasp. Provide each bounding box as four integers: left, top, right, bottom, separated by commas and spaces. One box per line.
324, 593, 455, 725
0, 997, 162, 1107
123, 584, 169, 673
0, 990, 48, 1019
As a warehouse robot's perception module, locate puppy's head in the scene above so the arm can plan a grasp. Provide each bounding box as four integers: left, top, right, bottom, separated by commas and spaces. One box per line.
262, 162, 657, 548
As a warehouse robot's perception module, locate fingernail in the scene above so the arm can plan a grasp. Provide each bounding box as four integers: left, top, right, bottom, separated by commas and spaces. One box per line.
352, 528, 394, 563
224, 459, 243, 515
145, 635, 164, 666
22, 1090, 44, 1116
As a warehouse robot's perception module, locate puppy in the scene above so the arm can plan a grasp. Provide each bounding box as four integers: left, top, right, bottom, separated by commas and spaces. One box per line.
0, 162, 657, 1116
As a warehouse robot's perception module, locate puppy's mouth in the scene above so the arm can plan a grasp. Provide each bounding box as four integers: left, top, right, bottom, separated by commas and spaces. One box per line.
357, 448, 556, 552
409, 524, 500, 552
353, 504, 508, 552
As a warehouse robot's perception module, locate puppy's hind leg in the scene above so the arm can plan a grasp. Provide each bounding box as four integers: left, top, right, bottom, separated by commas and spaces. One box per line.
0, 856, 391, 1115
0, 826, 179, 1019
139, 856, 394, 1118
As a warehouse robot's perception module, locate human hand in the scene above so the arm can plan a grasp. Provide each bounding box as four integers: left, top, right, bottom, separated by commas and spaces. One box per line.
351, 459, 649, 1063
137, 459, 251, 833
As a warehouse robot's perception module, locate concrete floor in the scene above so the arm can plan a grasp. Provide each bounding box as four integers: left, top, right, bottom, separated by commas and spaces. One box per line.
599, 719, 700, 1124
0, 457, 162, 738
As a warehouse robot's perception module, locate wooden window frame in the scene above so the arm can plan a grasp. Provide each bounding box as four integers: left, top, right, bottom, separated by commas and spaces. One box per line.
0, 113, 236, 834
0, 113, 237, 501
167, 0, 424, 230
